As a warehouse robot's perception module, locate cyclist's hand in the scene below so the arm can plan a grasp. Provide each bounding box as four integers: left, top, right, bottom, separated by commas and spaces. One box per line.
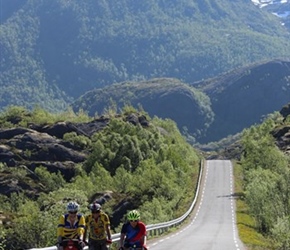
56, 240, 62, 247
79, 240, 86, 248
57, 236, 63, 245
106, 239, 113, 244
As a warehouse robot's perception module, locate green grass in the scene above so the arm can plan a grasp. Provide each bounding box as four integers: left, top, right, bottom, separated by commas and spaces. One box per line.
233, 161, 274, 250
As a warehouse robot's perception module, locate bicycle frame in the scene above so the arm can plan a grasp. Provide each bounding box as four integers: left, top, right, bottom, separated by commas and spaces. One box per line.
62, 239, 80, 250
127, 247, 145, 250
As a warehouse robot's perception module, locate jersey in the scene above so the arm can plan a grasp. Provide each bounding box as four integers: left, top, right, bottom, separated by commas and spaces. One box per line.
85, 212, 110, 240
121, 221, 147, 247
57, 213, 86, 239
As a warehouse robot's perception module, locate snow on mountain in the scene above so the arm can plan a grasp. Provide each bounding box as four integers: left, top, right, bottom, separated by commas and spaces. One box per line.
252, 0, 290, 26
252, 0, 290, 17
252, 0, 288, 8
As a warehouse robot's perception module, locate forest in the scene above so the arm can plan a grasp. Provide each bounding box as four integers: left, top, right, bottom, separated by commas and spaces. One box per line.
0, 106, 201, 249
239, 112, 290, 249
1, 0, 290, 248
0, 105, 290, 249
2, 0, 290, 112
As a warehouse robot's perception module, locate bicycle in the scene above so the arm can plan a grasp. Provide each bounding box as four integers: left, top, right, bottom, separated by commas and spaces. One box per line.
86, 239, 112, 250
120, 245, 147, 250
61, 238, 84, 250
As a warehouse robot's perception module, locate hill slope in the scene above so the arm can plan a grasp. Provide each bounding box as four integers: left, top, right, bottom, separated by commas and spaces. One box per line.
0, 107, 201, 249
72, 78, 214, 143
72, 59, 290, 144
1, 0, 290, 111
193, 59, 290, 142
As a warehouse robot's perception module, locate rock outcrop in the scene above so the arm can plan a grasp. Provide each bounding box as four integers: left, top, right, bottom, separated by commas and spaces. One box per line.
0, 114, 149, 197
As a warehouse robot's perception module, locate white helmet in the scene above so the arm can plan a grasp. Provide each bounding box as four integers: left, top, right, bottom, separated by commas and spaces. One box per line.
66, 201, 80, 212
89, 202, 101, 212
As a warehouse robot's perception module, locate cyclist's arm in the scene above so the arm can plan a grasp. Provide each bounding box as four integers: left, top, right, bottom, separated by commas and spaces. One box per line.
57, 215, 65, 243
103, 213, 112, 240
84, 215, 89, 241
77, 215, 86, 241
139, 222, 147, 246
142, 235, 147, 246
84, 226, 88, 242
106, 224, 112, 240
119, 233, 125, 248
57, 215, 65, 237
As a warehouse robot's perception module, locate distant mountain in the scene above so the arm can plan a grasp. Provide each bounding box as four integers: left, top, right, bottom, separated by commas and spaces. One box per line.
1, 0, 290, 112
0, 1, 27, 24
252, 0, 290, 30
72, 59, 290, 144
72, 78, 214, 143
192, 59, 290, 142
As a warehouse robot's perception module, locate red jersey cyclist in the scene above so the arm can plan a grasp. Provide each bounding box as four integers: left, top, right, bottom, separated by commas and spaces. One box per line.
119, 210, 147, 250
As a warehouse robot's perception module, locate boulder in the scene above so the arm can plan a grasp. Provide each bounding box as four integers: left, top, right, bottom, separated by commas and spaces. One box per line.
0, 113, 150, 199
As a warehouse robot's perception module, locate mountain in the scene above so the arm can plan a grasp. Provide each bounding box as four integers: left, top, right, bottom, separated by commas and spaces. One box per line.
72, 78, 214, 143
72, 59, 290, 144
1, 0, 290, 112
192, 59, 290, 142
0, 0, 26, 24
251, 0, 290, 30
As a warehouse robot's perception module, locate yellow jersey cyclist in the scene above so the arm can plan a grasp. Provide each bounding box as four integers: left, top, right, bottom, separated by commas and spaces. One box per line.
85, 202, 112, 250
57, 201, 86, 250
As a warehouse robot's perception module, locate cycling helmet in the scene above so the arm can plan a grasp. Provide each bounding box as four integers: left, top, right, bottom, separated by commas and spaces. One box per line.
66, 201, 80, 212
90, 202, 101, 212
127, 210, 140, 220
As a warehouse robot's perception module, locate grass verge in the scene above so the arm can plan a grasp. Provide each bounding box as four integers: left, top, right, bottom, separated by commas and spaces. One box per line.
233, 161, 273, 250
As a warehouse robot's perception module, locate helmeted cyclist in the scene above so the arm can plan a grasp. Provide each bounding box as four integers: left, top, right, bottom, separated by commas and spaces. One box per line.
84, 202, 112, 250
119, 210, 147, 250
57, 201, 86, 250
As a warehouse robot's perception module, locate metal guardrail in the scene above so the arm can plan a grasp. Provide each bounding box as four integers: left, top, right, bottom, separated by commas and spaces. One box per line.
29, 160, 204, 250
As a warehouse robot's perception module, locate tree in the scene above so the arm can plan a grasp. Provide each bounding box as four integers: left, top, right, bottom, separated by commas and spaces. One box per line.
271, 216, 290, 250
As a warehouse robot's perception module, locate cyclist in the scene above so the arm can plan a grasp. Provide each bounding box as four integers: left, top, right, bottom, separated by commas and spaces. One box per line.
119, 210, 147, 250
57, 201, 86, 250
84, 202, 112, 250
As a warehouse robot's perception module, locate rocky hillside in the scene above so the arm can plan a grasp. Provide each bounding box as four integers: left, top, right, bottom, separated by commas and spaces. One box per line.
0, 113, 148, 199
72, 59, 290, 144
72, 78, 214, 144
272, 102, 290, 153
0, 108, 201, 250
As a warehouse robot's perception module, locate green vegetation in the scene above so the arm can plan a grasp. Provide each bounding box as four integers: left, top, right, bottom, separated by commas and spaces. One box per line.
0, 105, 91, 128
240, 115, 290, 249
72, 78, 215, 145
0, 106, 201, 249
0, 227, 6, 250
234, 161, 273, 249
2, 103, 290, 249
2, 0, 290, 112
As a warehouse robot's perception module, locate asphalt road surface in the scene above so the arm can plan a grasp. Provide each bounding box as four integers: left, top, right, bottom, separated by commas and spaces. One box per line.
148, 160, 247, 250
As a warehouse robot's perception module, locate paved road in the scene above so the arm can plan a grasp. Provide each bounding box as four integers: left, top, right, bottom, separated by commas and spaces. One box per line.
149, 160, 247, 250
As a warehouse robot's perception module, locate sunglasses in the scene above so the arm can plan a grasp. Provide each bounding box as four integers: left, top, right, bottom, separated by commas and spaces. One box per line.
92, 210, 100, 214
69, 211, 77, 214
129, 220, 138, 222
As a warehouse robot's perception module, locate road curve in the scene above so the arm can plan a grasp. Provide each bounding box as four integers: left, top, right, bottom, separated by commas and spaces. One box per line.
148, 160, 247, 250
